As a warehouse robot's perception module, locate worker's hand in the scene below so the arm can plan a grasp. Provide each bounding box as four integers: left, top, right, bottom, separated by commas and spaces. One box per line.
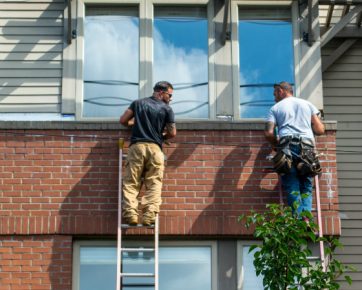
127, 118, 135, 127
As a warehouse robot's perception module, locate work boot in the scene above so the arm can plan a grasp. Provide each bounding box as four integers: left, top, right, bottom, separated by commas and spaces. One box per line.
124, 215, 138, 226
142, 212, 156, 226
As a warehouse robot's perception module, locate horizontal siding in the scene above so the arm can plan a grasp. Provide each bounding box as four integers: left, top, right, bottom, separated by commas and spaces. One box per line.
0, 52, 61, 61
0, 0, 64, 113
0, 104, 60, 113
0, 87, 61, 96
0, 35, 62, 44
0, 78, 61, 86
0, 70, 61, 77
323, 39, 362, 290
0, 60, 61, 69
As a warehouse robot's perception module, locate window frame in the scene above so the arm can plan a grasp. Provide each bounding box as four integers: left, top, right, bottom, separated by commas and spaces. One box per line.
230, 0, 302, 121
72, 240, 217, 290
74, 0, 215, 121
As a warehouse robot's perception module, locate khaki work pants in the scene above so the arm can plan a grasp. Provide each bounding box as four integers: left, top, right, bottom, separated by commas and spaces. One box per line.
122, 142, 164, 217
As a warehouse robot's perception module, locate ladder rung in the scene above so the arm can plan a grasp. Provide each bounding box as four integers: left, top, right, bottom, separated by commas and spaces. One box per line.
120, 273, 155, 278
121, 224, 155, 229
121, 248, 155, 252
121, 283, 155, 287
307, 256, 320, 261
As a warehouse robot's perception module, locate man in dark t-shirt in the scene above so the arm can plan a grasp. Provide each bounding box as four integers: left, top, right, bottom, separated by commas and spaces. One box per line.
120, 81, 176, 225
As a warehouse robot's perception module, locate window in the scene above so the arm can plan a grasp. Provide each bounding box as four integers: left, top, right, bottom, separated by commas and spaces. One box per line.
76, 1, 212, 120
83, 6, 139, 118
154, 6, 209, 119
69, 1, 308, 121
237, 242, 263, 290
73, 241, 216, 290
232, 4, 296, 119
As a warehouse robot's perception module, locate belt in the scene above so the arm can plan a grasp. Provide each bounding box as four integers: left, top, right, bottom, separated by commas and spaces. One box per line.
280, 135, 314, 146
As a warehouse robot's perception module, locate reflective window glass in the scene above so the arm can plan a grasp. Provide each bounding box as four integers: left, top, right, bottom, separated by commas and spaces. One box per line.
83, 6, 139, 117
154, 7, 209, 119
241, 246, 264, 290
79, 245, 212, 290
238, 8, 294, 118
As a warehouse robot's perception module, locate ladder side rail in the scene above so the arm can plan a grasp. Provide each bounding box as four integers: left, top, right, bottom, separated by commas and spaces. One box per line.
314, 174, 326, 272
155, 215, 159, 290
117, 139, 124, 290
278, 175, 284, 204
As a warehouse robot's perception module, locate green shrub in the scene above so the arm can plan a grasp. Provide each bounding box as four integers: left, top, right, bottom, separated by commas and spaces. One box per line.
240, 204, 355, 290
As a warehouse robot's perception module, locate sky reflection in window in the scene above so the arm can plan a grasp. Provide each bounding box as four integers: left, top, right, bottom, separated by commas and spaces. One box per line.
83, 8, 139, 117
154, 7, 209, 119
241, 246, 264, 289
79, 246, 212, 290
239, 16, 294, 118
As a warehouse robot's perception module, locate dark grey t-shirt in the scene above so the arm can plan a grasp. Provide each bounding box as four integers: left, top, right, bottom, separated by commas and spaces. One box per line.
129, 96, 175, 148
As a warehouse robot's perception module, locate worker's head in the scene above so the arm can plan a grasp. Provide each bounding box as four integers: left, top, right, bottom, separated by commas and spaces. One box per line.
273, 81, 293, 102
153, 81, 174, 104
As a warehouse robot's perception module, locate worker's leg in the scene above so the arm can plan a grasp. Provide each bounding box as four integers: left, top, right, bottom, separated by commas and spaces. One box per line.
122, 143, 145, 218
141, 143, 164, 222
299, 175, 313, 213
281, 165, 302, 215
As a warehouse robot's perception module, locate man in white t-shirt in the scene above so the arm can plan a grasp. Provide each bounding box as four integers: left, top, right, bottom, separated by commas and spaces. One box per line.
264, 81, 325, 216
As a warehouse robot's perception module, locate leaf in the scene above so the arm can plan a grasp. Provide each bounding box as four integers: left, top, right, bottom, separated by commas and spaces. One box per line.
345, 275, 352, 285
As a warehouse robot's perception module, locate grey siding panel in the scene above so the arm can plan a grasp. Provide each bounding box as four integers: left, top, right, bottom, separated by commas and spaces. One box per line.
323, 39, 362, 290
0, 0, 64, 113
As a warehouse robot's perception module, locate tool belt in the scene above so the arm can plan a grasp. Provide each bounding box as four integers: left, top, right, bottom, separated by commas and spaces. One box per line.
272, 147, 292, 175
273, 136, 321, 176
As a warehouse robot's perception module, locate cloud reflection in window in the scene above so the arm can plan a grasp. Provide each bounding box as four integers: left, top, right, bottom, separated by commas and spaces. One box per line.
154, 8, 209, 119
239, 17, 294, 119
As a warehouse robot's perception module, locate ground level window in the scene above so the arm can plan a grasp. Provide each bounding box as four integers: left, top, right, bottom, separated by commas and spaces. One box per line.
74, 241, 214, 290
237, 243, 263, 290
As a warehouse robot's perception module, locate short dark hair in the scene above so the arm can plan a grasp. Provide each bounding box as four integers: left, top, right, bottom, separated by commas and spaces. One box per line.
153, 81, 173, 92
274, 81, 293, 94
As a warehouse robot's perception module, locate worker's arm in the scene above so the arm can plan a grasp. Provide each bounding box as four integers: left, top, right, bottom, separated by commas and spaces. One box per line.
311, 114, 325, 136
163, 123, 176, 140
264, 121, 278, 149
120, 109, 134, 127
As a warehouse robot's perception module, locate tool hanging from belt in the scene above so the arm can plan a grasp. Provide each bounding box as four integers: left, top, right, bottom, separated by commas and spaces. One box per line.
272, 136, 322, 176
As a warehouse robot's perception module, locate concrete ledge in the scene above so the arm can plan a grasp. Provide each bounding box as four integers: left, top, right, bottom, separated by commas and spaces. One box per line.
0, 120, 337, 131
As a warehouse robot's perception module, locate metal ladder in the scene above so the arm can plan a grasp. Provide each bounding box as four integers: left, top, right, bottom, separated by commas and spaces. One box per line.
117, 138, 159, 290
278, 174, 326, 271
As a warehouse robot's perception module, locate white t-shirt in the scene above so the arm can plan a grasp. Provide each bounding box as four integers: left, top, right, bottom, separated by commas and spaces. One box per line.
266, 96, 319, 140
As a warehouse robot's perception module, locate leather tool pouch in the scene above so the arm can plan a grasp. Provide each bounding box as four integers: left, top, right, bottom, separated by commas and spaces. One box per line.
296, 141, 322, 177
272, 147, 293, 175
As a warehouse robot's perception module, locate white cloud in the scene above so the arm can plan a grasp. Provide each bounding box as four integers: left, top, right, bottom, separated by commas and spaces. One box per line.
83, 16, 209, 118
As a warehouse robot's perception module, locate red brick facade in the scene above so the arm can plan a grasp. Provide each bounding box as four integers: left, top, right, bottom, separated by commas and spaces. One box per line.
0, 126, 339, 289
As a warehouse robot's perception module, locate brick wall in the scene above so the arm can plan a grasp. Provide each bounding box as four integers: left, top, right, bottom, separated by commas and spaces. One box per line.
0, 125, 340, 289
0, 127, 339, 237
0, 235, 72, 290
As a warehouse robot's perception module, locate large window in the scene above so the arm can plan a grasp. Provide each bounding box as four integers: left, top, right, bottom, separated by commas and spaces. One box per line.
70, 1, 304, 121
83, 6, 139, 118
73, 241, 216, 290
79, 2, 210, 120
237, 7, 295, 119
154, 7, 209, 119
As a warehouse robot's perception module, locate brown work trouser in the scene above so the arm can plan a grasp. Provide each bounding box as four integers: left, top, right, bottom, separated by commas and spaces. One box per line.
122, 142, 164, 217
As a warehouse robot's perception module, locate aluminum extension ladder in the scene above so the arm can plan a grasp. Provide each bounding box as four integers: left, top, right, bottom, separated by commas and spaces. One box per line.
117, 138, 159, 290
278, 174, 326, 272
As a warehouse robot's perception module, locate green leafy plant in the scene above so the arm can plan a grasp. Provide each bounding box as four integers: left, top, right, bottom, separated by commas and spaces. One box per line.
240, 204, 355, 290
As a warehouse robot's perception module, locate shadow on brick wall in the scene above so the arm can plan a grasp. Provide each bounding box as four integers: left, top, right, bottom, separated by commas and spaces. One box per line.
186, 142, 280, 236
